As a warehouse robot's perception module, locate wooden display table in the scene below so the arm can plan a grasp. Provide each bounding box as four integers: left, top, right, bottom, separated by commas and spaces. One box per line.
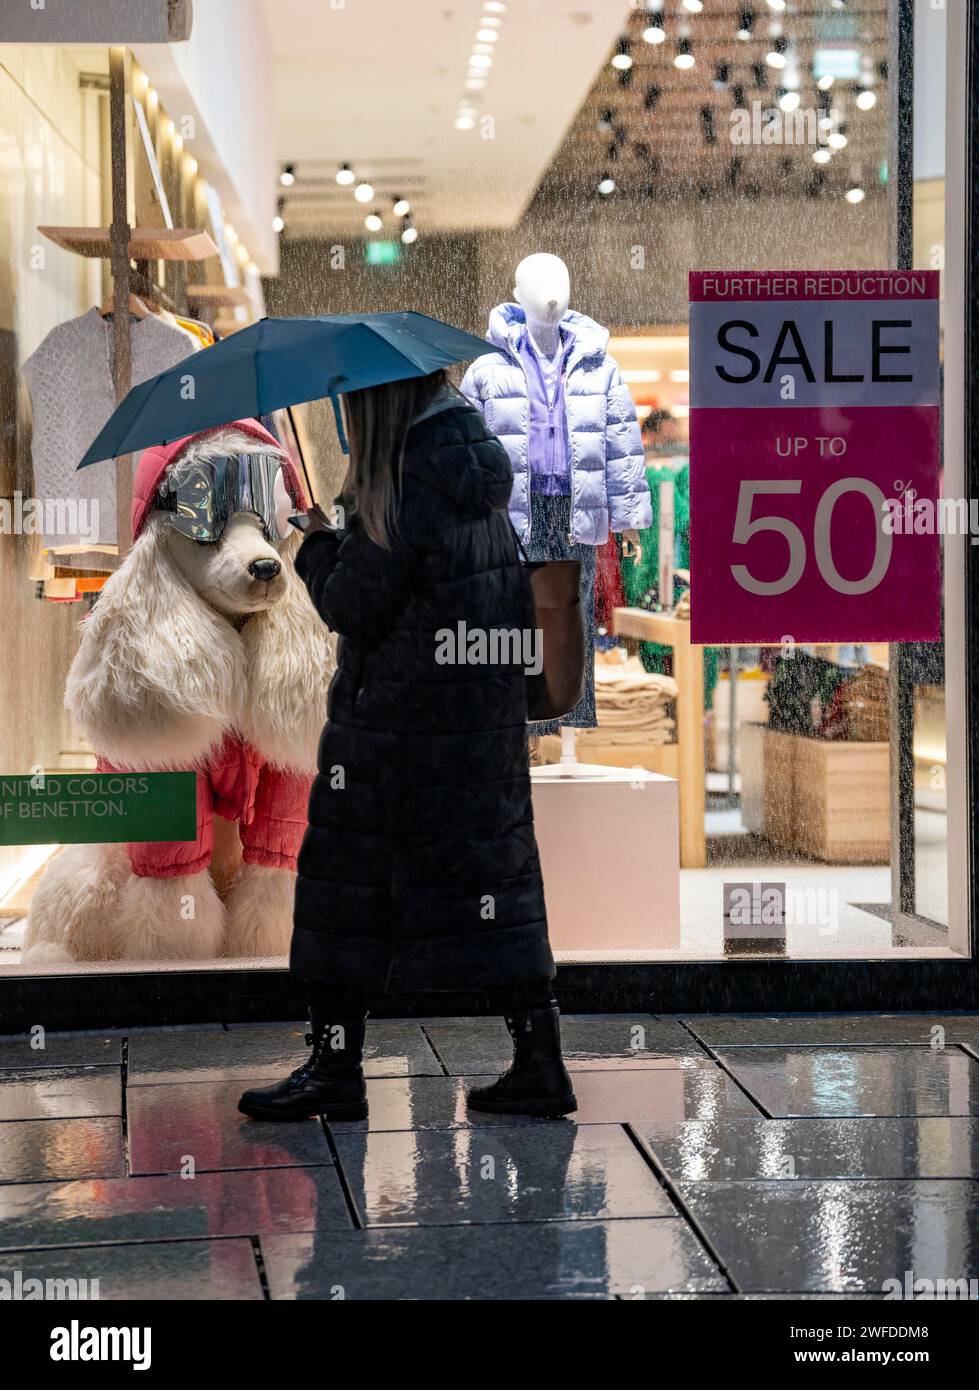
611, 608, 705, 867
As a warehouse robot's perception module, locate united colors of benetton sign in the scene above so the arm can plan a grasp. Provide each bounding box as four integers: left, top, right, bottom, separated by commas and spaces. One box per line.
689, 270, 941, 644
0, 772, 197, 846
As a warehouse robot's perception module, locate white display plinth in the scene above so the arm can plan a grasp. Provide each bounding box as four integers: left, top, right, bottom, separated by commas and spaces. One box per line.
530, 762, 681, 952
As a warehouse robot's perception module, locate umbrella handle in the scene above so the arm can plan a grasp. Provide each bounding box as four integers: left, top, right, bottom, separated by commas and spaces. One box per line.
330, 393, 350, 456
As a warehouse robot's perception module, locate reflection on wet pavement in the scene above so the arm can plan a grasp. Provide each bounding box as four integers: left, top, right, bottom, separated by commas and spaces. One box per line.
0, 1013, 977, 1298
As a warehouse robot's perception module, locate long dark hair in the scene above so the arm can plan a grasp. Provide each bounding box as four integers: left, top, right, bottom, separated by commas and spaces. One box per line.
340, 368, 449, 548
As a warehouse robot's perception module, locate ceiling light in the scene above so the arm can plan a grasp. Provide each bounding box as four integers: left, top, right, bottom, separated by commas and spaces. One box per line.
766, 0, 786, 9
736, 8, 754, 39
465, 77, 486, 90
354, 181, 374, 202
643, 22, 666, 44
856, 88, 877, 110
845, 184, 865, 203
183, 156, 198, 178
280, 164, 296, 187
272, 214, 284, 233
827, 129, 848, 150
812, 148, 831, 164
597, 173, 616, 196
336, 163, 355, 186
817, 73, 835, 90
682, 0, 703, 10
674, 38, 695, 70
455, 115, 475, 129
483, 0, 506, 10
401, 223, 418, 244
392, 196, 410, 217
476, 29, 498, 42
766, 40, 787, 69
481, 15, 501, 26
611, 36, 632, 70
364, 212, 383, 232
779, 89, 801, 112
469, 53, 493, 68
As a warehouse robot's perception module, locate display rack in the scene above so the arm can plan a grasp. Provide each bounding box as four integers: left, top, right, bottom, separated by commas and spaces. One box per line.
36, 46, 218, 554
612, 607, 706, 868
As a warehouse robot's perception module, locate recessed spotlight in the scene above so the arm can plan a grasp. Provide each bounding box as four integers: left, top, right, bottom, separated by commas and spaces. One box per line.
476, 28, 498, 42
469, 53, 492, 68
364, 212, 383, 232
393, 196, 410, 217
335, 163, 355, 186
597, 173, 616, 195
779, 89, 801, 112
455, 115, 475, 130
272, 214, 285, 233
682, 0, 703, 11
736, 7, 754, 40
611, 36, 632, 70
354, 181, 374, 202
465, 77, 486, 90
856, 88, 877, 110
766, 0, 786, 10
812, 148, 831, 164
766, 37, 787, 69
483, 0, 506, 10
643, 20, 666, 44
675, 38, 695, 70
827, 129, 848, 150
401, 223, 418, 244
279, 164, 296, 187
845, 184, 865, 203
817, 73, 835, 90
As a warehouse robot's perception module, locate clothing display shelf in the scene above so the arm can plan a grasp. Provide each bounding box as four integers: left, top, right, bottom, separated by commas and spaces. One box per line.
38, 226, 219, 261
612, 607, 707, 868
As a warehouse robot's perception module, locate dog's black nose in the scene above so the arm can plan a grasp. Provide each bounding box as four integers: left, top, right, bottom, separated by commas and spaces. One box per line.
248, 558, 281, 582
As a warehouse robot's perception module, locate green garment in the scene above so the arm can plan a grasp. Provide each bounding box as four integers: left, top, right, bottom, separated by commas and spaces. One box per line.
621, 459, 719, 706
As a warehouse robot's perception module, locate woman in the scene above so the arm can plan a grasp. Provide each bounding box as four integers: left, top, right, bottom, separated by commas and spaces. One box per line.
238, 369, 576, 1121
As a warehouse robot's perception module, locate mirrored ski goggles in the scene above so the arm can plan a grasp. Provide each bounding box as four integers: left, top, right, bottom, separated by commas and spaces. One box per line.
154, 453, 298, 544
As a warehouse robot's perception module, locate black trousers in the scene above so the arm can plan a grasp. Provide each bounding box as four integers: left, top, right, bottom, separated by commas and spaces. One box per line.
309, 981, 555, 1018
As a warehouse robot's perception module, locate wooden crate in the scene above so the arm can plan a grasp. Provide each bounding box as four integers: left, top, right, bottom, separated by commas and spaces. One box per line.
793, 736, 890, 864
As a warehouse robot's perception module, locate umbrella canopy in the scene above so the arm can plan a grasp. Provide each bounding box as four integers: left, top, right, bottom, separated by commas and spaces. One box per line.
77, 311, 492, 468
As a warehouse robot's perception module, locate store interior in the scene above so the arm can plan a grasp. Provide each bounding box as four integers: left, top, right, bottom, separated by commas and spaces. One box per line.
0, 0, 955, 975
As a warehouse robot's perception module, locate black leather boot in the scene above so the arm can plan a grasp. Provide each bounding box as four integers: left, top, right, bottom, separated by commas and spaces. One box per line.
237, 1010, 368, 1122
467, 1004, 577, 1118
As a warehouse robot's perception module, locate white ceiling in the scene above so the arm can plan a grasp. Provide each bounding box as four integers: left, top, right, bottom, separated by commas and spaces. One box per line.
259, 0, 631, 235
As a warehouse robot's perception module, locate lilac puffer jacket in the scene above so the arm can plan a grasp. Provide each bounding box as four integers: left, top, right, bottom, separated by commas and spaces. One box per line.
460, 303, 651, 545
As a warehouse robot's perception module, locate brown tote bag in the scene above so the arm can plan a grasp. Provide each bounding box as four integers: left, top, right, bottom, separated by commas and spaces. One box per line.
523, 558, 585, 722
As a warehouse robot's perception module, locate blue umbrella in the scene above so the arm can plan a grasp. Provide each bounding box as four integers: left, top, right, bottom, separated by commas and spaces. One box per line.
77, 311, 492, 467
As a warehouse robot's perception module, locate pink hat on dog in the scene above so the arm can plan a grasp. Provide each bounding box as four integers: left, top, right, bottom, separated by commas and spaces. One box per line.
131, 418, 309, 540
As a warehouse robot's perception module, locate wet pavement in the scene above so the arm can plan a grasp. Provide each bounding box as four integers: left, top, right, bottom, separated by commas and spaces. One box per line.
1, 1012, 978, 1299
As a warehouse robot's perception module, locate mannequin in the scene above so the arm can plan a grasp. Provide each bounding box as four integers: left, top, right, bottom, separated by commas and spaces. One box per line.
461, 253, 651, 767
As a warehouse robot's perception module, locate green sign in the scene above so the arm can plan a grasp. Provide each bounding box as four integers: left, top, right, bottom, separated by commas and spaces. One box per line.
364, 240, 400, 266
0, 772, 197, 846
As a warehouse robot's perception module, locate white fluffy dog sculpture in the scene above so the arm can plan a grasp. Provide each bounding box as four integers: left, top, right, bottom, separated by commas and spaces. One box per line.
24, 419, 332, 964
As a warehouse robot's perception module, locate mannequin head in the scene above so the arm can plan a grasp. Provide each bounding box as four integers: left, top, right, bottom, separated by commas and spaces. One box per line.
513, 253, 571, 329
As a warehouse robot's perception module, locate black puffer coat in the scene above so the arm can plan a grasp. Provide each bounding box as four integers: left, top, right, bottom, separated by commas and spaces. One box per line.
292, 398, 554, 994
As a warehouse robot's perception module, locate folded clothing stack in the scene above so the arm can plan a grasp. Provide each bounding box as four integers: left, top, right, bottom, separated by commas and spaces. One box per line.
587, 654, 678, 746
823, 663, 889, 742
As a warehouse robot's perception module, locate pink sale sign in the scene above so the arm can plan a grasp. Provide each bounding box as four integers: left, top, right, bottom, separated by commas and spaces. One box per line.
689, 270, 941, 644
